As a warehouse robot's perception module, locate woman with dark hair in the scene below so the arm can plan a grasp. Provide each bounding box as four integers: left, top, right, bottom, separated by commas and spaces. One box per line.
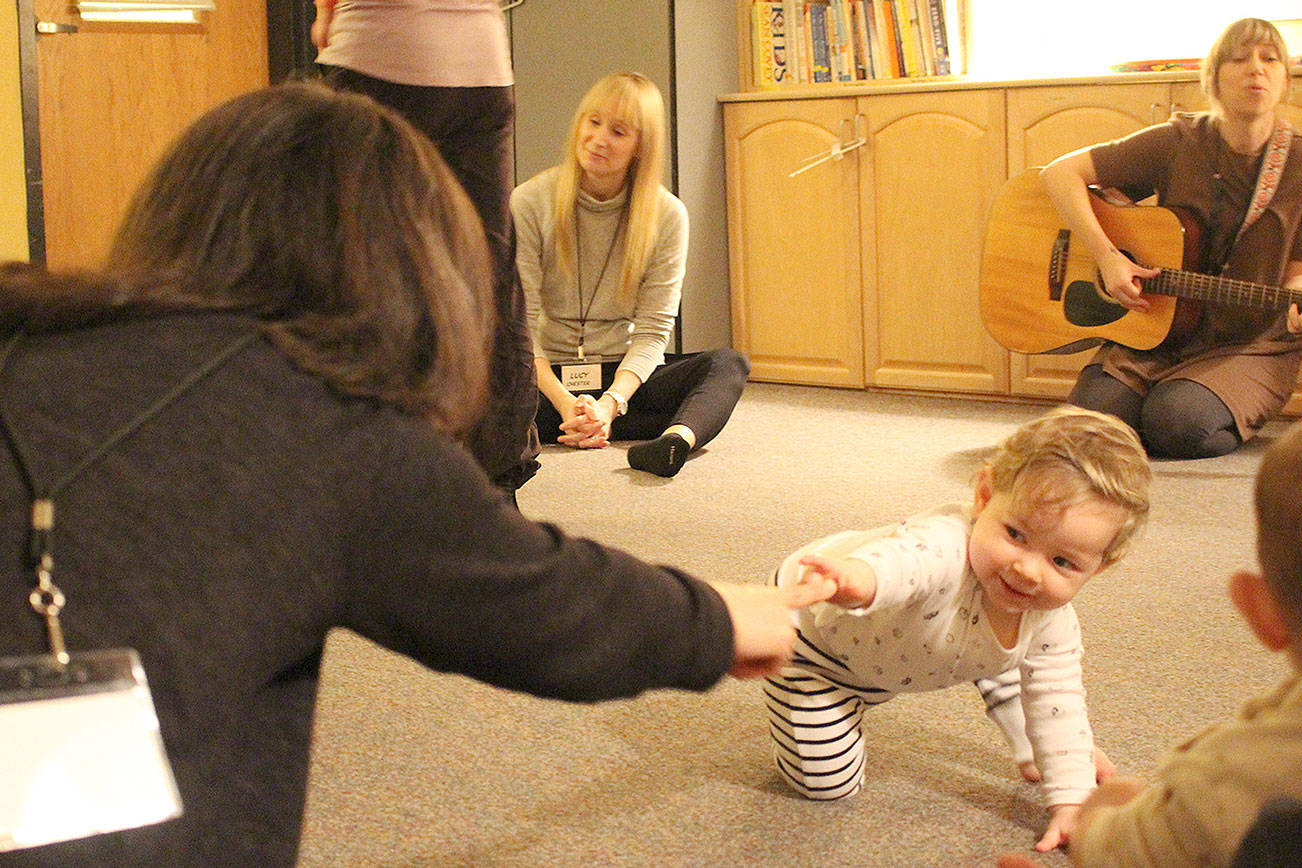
1042, 17, 1302, 459
0, 82, 826, 866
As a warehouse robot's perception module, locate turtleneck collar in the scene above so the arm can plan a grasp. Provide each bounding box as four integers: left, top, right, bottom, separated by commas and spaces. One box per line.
577, 183, 629, 213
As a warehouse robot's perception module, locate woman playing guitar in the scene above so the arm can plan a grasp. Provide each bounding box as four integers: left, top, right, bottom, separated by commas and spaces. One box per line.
1041, 18, 1302, 458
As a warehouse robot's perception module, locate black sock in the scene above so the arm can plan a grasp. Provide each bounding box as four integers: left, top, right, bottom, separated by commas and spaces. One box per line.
627, 433, 690, 478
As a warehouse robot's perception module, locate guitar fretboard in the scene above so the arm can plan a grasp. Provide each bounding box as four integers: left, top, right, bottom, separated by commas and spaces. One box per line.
1149, 269, 1302, 311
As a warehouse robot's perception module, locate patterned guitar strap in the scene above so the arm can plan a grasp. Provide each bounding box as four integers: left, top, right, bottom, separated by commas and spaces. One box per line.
1228, 119, 1293, 260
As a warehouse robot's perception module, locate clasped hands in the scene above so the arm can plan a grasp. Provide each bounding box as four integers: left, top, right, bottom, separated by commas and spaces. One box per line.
557, 393, 617, 448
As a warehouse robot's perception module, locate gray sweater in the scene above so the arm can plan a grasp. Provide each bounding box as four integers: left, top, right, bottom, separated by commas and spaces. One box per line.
0, 312, 732, 866
512, 167, 688, 383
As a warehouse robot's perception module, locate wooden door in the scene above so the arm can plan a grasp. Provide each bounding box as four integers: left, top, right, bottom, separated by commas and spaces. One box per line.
1003, 82, 1172, 399
32, 0, 268, 269
861, 88, 1008, 394
723, 98, 864, 387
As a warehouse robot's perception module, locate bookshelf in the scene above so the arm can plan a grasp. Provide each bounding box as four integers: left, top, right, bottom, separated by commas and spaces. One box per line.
737, 0, 972, 92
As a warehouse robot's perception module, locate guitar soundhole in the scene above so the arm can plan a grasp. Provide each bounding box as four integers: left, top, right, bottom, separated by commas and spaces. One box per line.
1063, 279, 1128, 327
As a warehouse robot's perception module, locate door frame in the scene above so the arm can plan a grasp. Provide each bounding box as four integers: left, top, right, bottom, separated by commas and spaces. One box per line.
16, 0, 43, 263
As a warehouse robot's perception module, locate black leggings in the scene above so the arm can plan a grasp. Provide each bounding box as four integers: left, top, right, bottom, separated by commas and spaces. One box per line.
1069, 364, 1241, 458
318, 65, 541, 491
536, 350, 750, 448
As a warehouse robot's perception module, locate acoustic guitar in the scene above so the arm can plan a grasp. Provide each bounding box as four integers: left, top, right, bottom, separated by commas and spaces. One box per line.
979, 168, 1302, 355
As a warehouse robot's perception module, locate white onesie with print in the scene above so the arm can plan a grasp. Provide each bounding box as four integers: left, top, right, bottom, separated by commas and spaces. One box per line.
773, 504, 1096, 807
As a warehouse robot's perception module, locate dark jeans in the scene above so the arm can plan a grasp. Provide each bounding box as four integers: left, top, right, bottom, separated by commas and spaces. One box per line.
535, 350, 750, 448
319, 65, 540, 491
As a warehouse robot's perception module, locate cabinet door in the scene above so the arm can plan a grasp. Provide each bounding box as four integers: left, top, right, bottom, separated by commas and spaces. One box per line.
724, 99, 865, 387
1003, 83, 1172, 399
861, 89, 1008, 393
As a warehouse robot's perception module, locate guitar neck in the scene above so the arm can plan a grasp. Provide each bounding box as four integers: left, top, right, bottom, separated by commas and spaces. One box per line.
1151, 269, 1302, 311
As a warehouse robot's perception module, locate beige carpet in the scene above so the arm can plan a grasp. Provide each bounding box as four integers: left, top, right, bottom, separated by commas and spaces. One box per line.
297, 384, 1289, 867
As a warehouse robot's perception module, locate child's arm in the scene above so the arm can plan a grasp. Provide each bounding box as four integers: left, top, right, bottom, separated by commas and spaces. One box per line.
977, 672, 1116, 784
1019, 613, 1097, 850
1038, 804, 1080, 852
796, 553, 877, 609
992, 779, 1146, 866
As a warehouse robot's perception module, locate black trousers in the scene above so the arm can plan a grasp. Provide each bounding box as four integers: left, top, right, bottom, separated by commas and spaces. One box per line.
535, 349, 750, 447
319, 65, 541, 491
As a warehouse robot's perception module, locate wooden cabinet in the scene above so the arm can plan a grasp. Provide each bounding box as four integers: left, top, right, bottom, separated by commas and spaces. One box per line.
724, 98, 864, 387
724, 73, 1302, 412
864, 89, 1007, 393
725, 88, 1005, 392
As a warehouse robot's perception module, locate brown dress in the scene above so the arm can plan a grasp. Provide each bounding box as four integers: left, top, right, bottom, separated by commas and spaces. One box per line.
1087, 112, 1302, 439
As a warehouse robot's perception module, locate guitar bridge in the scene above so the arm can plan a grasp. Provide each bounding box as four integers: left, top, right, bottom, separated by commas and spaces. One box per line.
1049, 229, 1069, 301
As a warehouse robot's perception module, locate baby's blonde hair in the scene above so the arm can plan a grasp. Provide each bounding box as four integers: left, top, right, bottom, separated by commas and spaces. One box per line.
1255, 421, 1302, 631
985, 406, 1151, 567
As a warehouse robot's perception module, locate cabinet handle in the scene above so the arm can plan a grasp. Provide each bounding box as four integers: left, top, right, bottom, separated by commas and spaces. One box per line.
789, 121, 865, 178
36, 20, 78, 34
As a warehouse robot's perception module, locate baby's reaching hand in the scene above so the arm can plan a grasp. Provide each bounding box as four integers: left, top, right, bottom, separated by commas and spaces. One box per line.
1035, 803, 1079, 852
798, 554, 877, 609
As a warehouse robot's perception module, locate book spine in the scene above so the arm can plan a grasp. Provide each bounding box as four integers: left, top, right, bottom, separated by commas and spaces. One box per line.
926, 0, 950, 75
872, 0, 900, 77
831, 0, 856, 81
913, 0, 935, 75
798, 2, 813, 82
784, 0, 804, 82
752, 2, 777, 88
892, 0, 922, 76
771, 2, 792, 85
859, 0, 881, 78
852, 0, 874, 80
808, 2, 832, 83
942, 0, 963, 74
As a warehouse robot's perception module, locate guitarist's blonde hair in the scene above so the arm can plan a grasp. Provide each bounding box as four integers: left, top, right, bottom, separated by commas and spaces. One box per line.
1201, 18, 1292, 113
983, 406, 1151, 569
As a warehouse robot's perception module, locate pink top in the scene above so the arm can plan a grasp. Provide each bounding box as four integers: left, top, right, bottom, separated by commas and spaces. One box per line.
316, 0, 512, 87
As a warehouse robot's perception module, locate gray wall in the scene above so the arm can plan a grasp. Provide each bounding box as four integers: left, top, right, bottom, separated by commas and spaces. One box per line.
508, 0, 735, 352
672, 0, 736, 351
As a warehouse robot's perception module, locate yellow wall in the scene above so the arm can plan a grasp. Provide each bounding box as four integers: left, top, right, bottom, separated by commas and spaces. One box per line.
0, 2, 28, 261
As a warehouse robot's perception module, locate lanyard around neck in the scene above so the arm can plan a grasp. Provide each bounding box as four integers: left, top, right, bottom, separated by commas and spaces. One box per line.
0, 327, 259, 663
573, 203, 626, 361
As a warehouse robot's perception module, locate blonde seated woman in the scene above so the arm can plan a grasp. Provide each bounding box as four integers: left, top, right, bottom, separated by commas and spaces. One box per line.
512, 72, 749, 478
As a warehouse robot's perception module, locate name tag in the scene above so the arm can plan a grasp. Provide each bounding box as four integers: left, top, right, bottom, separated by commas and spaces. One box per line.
560, 363, 602, 392
0, 649, 183, 851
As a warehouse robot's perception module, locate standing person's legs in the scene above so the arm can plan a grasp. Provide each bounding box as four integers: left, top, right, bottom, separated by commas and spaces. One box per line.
430, 86, 540, 494
319, 68, 540, 496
